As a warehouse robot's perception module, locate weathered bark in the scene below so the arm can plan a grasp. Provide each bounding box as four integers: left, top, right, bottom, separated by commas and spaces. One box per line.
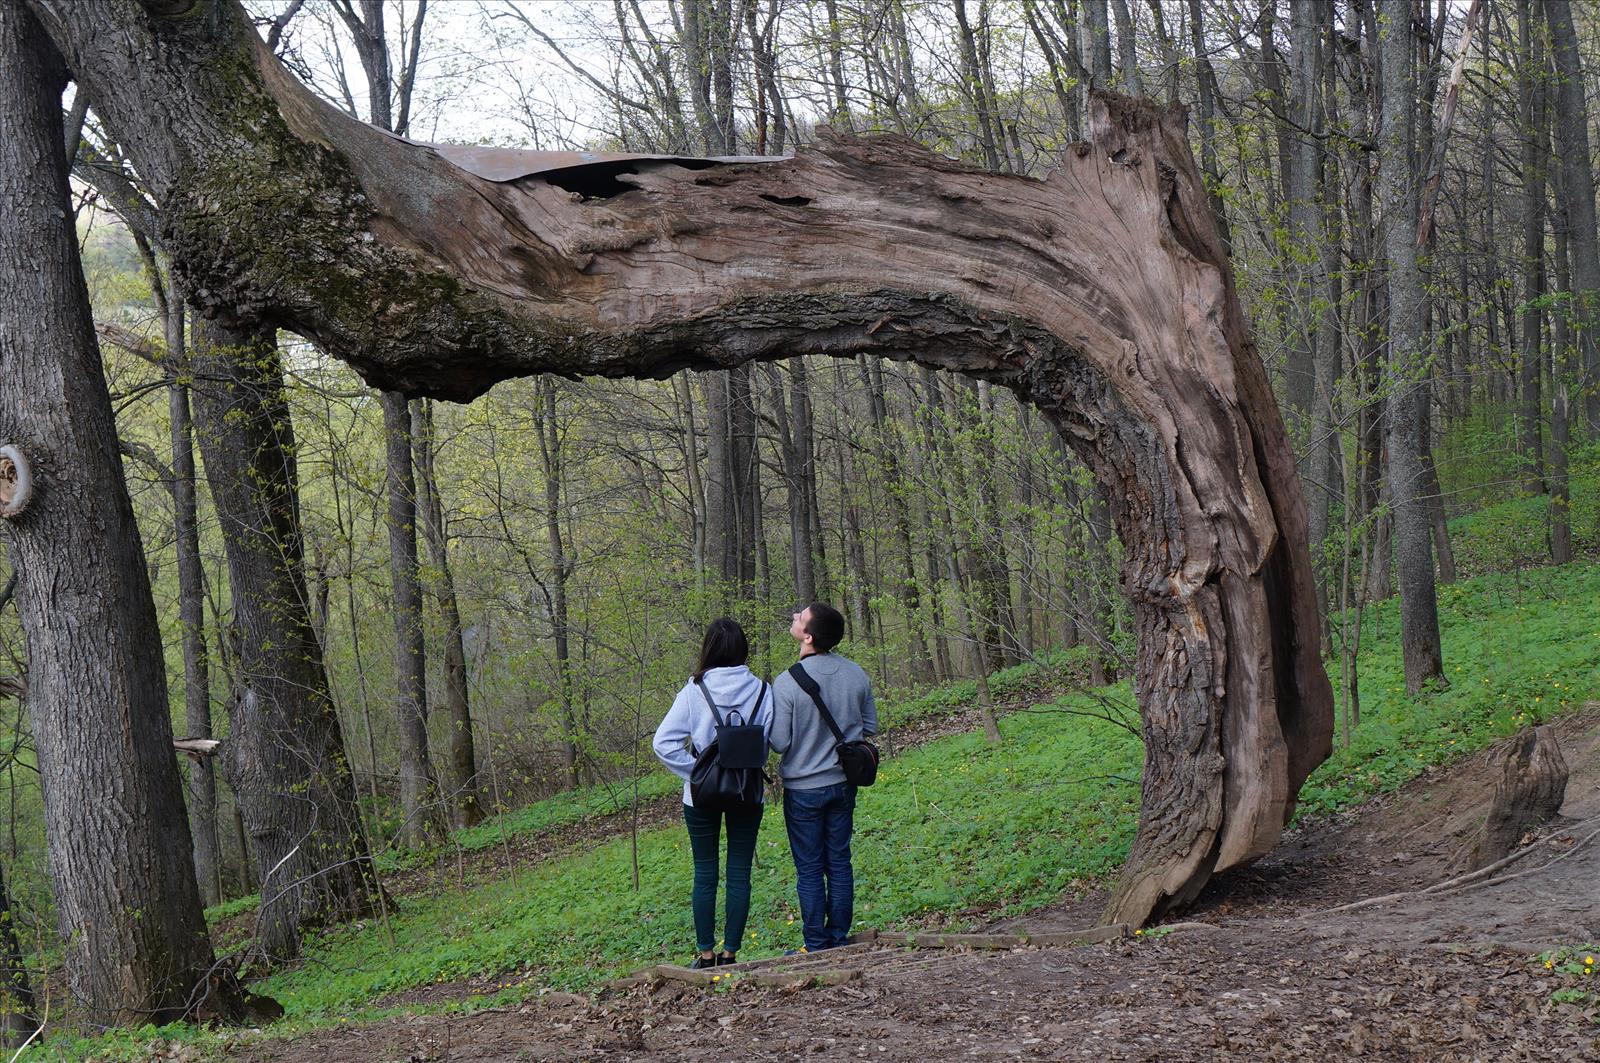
0, 2, 221, 1024
188, 318, 379, 960
381, 390, 440, 847
1454, 726, 1567, 873
34, 0, 1334, 925
412, 400, 482, 829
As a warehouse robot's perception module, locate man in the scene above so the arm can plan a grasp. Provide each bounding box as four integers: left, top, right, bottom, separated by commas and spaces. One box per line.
769, 602, 878, 951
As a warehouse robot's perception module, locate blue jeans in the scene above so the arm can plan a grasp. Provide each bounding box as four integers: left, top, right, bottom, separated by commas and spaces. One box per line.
783, 783, 856, 950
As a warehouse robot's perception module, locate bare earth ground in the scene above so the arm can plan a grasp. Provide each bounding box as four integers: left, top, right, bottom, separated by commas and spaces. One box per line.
230, 706, 1600, 1062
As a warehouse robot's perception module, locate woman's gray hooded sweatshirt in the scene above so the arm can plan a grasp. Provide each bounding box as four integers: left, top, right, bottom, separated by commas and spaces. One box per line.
652, 664, 772, 806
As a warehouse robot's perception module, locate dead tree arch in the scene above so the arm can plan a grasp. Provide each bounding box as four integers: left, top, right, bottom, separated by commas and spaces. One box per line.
30, 0, 1333, 926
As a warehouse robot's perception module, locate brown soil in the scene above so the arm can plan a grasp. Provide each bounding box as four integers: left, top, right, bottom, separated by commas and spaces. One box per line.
223, 705, 1600, 1062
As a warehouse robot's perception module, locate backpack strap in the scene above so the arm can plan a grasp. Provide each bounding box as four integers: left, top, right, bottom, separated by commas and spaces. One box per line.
786, 662, 846, 743
696, 678, 770, 727
748, 681, 769, 727
693, 678, 727, 727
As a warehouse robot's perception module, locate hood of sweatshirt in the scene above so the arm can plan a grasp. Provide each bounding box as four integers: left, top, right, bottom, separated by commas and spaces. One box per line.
695, 664, 768, 721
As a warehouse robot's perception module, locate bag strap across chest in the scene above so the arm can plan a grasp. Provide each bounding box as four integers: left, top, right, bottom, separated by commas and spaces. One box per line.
785, 662, 846, 743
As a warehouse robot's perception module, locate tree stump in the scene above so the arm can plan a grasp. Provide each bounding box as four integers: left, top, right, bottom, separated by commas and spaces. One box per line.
1455, 725, 1568, 872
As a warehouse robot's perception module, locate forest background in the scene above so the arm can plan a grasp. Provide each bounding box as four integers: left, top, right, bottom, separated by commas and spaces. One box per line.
3, 0, 1599, 1033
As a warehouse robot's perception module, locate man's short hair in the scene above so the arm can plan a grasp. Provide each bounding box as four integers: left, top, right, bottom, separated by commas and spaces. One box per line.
804, 602, 846, 653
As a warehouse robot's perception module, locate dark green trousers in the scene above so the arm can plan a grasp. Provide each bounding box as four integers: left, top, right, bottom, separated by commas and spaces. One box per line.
682, 802, 763, 953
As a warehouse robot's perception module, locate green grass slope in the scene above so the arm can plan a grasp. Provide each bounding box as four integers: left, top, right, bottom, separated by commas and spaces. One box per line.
61, 562, 1600, 1060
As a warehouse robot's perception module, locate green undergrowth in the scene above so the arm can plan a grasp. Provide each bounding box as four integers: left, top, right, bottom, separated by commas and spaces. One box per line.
1299, 561, 1600, 818
359, 649, 1091, 878
249, 694, 1144, 1017
1445, 441, 1600, 578
61, 564, 1600, 1061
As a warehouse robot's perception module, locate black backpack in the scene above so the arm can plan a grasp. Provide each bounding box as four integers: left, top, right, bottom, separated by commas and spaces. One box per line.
785, 663, 879, 787
688, 679, 769, 810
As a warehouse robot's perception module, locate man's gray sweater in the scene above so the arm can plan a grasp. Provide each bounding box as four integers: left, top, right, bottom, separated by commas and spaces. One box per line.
769, 653, 878, 790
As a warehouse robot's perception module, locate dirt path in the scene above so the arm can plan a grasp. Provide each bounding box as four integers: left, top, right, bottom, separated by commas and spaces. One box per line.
233, 704, 1600, 1063
225, 707, 1600, 1061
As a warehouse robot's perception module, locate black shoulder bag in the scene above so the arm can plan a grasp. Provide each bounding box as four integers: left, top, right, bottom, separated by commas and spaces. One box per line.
688, 680, 768, 810
785, 663, 879, 787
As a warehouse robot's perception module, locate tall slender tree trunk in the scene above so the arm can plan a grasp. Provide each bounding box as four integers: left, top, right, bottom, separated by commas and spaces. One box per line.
412, 400, 481, 829
190, 318, 379, 960
166, 286, 222, 908
1377, 0, 1447, 693
381, 391, 440, 847
1109, 0, 1142, 95
1551, 192, 1575, 564
0, 6, 222, 1021
728, 365, 758, 591
1186, 0, 1230, 246
1547, 0, 1600, 434
1081, 0, 1114, 89
673, 375, 707, 585
534, 378, 580, 790
1517, 0, 1546, 495
953, 0, 1004, 171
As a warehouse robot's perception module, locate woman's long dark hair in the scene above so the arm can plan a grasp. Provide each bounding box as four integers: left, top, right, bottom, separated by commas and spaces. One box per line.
693, 618, 749, 680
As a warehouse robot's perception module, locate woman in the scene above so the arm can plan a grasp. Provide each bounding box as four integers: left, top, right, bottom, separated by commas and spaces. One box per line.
652, 618, 771, 968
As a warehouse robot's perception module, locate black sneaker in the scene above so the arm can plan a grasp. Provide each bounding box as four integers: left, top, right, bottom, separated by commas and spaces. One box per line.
716, 953, 737, 966
689, 955, 717, 970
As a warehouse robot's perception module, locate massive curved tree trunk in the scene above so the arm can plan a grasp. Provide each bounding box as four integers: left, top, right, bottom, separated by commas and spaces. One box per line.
32, 0, 1333, 925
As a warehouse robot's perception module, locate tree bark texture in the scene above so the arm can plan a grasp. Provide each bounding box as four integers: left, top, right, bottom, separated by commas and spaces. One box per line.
1547, 0, 1600, 434
32, 0, 1334, 925
0, 2, 218, 1024
1454, 726, 1567, 873
380, 390, 440, 847
1377, 0, 1447, 694
188, 318, 379, 959
167, 291, 224, 909
413, 400, 482, 829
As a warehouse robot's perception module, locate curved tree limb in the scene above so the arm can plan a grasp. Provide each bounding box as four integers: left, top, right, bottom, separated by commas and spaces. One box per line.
30, 0, 1333, 925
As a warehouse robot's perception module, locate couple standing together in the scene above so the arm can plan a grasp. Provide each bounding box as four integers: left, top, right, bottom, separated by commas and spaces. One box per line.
652, 602, 878, 968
